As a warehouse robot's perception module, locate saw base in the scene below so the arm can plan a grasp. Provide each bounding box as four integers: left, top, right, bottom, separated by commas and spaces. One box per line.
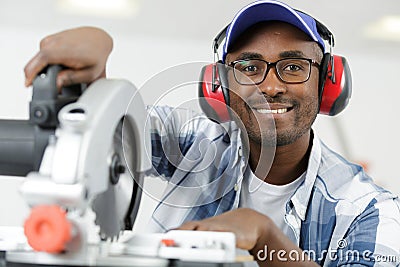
2, 251, 245, 267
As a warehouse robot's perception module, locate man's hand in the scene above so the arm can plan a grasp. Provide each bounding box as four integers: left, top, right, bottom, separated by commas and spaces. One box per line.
178, 208, 270, 251
24, 26, 113, 89
177, 208, 319, 267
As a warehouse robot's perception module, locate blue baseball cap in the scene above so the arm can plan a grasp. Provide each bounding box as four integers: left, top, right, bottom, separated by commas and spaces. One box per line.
222, 0, 326, 63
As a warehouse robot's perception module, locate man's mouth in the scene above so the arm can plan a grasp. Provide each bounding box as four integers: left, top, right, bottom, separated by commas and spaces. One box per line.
255, 108, 289, 114
254, 106, 293, 114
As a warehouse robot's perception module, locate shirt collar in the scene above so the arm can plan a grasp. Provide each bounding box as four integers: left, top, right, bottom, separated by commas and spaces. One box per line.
289, 131, 321, 220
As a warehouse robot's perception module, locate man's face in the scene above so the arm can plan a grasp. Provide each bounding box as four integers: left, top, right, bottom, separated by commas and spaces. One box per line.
225, 22, 322, 147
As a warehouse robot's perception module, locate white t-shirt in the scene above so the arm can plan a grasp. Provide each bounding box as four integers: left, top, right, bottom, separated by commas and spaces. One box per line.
239, 166, 305, 233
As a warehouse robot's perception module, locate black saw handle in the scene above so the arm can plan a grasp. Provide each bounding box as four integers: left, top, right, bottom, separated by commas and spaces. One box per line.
0, 65, 85, 176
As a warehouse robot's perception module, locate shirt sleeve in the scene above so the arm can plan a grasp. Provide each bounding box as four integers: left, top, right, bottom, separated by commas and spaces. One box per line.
144, 105, 205, 179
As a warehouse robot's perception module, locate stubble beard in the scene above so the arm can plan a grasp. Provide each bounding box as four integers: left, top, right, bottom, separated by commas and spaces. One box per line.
244, 97, 319, 147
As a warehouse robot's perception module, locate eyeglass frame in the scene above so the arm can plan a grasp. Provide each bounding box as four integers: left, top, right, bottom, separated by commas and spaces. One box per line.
227, 57, 320, 85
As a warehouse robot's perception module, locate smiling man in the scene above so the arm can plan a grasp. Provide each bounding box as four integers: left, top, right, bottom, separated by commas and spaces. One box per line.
24, 0, 400, 266
226, 21, 322, 185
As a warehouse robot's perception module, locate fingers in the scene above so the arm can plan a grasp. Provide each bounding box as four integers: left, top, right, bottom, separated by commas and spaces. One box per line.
24, 51, 50, 87
24, 34, 65, 87
57, 67, 101, 88
175, 221, 200, 231
24, 51, 105, 88
177, 220, 223, 232
176, 221, 248, 249
25, 59, 101, 90
24, 49, 70, 88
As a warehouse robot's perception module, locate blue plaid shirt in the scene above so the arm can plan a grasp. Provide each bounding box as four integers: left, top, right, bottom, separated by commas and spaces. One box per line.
146, 105, 400, 266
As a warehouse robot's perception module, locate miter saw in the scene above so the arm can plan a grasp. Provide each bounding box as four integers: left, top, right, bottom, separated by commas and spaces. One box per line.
0, 66, 244, 267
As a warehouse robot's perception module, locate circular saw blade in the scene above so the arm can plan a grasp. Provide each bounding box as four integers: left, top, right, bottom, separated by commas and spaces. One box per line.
92, 118, 140, 239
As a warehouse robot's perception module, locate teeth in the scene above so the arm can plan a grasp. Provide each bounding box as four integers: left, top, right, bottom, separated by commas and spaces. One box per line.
256, 108, 288, 114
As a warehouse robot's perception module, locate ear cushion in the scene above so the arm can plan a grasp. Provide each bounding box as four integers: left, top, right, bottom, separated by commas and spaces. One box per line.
198, 62, 231, 122
319, 54, 352, 116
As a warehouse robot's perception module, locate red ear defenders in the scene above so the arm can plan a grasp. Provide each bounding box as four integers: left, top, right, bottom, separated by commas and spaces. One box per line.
199, 18, 352, 122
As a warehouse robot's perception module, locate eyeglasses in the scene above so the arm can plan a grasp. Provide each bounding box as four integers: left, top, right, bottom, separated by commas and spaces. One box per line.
228, 58, 320, 85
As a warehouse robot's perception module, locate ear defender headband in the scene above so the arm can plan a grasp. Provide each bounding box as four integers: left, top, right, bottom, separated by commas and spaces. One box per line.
313, 19, 352, 116
198, 10, 352, 122
198, 25, 231, 123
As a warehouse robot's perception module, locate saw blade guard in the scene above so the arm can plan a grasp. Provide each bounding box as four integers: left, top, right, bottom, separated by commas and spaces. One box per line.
55, 78, 152, 196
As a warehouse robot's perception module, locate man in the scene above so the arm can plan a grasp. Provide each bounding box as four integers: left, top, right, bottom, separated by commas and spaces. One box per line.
24, 1, 399, 266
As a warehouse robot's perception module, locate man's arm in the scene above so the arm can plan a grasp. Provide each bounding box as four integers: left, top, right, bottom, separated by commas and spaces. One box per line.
178, 208, 319, 267
24, 26, 112, 89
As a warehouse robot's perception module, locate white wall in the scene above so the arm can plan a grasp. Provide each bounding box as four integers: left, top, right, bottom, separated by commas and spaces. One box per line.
0, 25, 399, 230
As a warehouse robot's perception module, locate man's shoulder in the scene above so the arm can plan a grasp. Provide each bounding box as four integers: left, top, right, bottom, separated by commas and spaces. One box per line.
303, 137, 400, 265
315, 137, 397, 212
317, 137, 368, 185
318, 137, 362, 181
147, 105, 229, 137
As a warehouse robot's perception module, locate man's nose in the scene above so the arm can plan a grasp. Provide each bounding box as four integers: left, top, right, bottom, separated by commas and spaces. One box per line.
258, 68, 287, 97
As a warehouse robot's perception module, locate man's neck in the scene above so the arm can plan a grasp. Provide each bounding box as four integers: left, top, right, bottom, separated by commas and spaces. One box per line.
249, 131, 312, 185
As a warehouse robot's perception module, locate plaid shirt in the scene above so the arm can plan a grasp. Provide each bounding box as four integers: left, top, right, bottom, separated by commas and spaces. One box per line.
146, 105, 400, 266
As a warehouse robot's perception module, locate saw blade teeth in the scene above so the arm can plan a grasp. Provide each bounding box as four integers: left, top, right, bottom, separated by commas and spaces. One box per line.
98, 234, 120, 242
91, 119, 136, 240
100, 232, 108, 241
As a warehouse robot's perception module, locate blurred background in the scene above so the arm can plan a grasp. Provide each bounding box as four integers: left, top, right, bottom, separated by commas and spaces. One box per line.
0, 0, 399, 232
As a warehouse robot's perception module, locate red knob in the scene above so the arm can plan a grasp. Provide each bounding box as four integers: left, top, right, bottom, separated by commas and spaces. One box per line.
24, 205, 72, 253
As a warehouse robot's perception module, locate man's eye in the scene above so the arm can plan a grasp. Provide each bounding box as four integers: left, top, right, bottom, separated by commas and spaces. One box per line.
242, 65, 258, 72
283, 64, 302, 72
